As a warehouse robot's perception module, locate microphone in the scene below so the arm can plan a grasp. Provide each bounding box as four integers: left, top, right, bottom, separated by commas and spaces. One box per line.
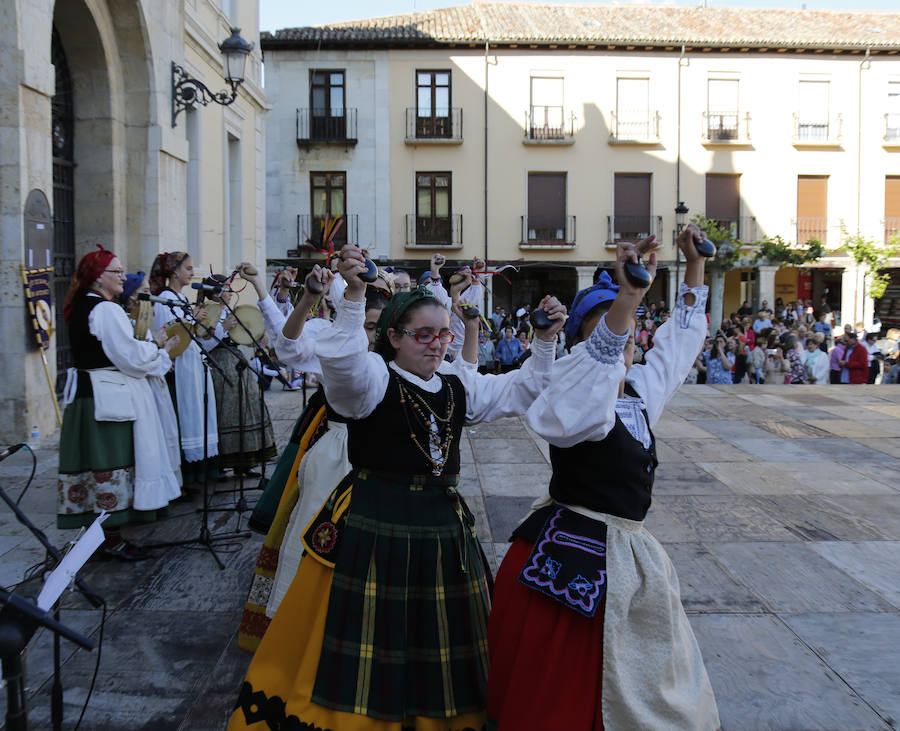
0, 443, 25, 463
138, 292, 190, 308
191, 282, 223, 294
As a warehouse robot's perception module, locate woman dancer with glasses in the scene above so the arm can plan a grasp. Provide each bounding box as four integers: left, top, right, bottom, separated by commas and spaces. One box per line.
229, 244, 566, 731
58, 247, 183, 560
149, 251, 220, 487
486, 227, 719, 730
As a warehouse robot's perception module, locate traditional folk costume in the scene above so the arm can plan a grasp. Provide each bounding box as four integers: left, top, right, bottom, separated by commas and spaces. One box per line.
229, 289, 556, 730
238, 305, 346, 652
197, 283, 276, 474
487, 282, 720, 731
149, 253, 219, 485
58, 260, 181, 530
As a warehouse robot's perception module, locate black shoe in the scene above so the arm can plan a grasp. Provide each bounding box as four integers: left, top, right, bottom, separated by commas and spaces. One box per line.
100, 539, 151, 562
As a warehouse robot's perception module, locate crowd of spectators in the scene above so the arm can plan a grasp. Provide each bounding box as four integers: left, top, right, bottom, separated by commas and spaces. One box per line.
682, 296, 900, 386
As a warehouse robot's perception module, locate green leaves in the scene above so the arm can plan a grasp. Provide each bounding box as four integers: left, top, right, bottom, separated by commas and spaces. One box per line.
838, 227, 900, 300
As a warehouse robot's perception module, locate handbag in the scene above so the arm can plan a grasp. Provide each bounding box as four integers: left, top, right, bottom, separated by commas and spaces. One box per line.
88, 369, 137, 422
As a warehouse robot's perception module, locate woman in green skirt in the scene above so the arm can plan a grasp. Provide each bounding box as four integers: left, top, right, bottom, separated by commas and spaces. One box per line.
58, 246, 183, 560
228, 245, 567, 730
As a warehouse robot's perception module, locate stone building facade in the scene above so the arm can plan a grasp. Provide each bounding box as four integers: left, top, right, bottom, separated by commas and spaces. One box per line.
262, 3, 900, 331
1, 0, 265, 442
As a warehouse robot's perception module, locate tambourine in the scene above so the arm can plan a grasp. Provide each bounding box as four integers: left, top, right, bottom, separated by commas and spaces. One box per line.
227, 305, 265, 346
132, 300, 152, 340
164, 321, 193, 358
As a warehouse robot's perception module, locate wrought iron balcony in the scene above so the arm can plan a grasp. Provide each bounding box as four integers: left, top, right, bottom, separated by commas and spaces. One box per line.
405, 213, 462, 247
297, 108, 358, 145
524, 107, 574, 143
792, 113, 842, 145
702, 215, 758, 243
297, 214, 358, 250
702, 111, 751, 143
606, 215, 663, 244
520, 215, 576, 246
885, 217, 900, 245
795, 216, 828, 245
405, 108, 463, 143
609, 110, 660, 143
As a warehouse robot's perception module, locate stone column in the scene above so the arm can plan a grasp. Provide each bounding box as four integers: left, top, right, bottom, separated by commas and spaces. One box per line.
708, 267, 726, 333
667, 267, 678, 310
756, 265, 779, 312
841, 265, 858, 329
575, 265, 595, 292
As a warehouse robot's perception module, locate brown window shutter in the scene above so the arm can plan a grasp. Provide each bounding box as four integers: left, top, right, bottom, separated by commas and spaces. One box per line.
706, 174, 741, 220
886, 176, 900, 219
797, 176, 828, 218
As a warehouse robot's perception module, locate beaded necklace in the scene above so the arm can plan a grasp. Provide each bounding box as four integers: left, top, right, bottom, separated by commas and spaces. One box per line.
397, 376, 456, 475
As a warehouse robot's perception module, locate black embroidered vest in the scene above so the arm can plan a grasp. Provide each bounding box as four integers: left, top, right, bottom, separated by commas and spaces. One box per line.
347, 369, 466, 476
547, 385, 658, 522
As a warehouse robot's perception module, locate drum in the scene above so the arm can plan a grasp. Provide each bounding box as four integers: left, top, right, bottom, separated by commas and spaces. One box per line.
199, 302, 223, 330
164, 321, 193, 358
228, 305, 265, 346
132, 300, 152, 341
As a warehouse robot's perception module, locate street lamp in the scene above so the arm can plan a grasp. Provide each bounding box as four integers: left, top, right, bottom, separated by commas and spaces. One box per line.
675, 201, 689, 234
674, 202, 689, 299
171, 28, 254, 127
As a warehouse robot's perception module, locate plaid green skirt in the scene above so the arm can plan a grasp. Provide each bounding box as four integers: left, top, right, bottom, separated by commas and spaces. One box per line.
311, 468, 492, 722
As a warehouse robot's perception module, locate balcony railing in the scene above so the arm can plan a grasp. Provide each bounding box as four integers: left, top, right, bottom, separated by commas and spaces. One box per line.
609, 110, 660, 142
607, 215, 663, 244
885, 113, 900, 144
405, 213, 462, 246
524, 106, 575, 141
795, 216, 827, 245
702, 111, 750, 142
885, 217, 900, 245
405, 108, 463, 142
297, 108, 358, 144
703, 215, 758, 243
792, 113, 842, 144
297, 213, 358, 250
520, 215, 576, 245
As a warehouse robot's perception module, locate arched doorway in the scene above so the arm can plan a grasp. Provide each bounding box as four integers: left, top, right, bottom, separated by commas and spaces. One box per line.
51, 26, 75, 394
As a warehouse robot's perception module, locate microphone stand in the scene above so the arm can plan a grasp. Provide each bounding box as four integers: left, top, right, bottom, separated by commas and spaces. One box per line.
142, 298, 247, 570
0, 483, 100, 731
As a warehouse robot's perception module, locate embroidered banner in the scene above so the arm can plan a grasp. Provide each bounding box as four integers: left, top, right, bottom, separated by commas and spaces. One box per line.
518, 506, 608, 617
22, 266, 54, 351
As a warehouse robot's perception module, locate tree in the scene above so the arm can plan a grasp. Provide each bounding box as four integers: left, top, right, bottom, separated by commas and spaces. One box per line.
753, 235, 825, 267
838, 228, 900, 300
690, 215, 743, 330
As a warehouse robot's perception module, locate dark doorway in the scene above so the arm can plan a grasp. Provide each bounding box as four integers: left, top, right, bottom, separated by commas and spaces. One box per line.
52, 26, 75, 396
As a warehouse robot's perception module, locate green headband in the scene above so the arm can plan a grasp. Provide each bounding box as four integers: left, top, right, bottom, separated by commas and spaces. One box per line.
374, 286, 437, 347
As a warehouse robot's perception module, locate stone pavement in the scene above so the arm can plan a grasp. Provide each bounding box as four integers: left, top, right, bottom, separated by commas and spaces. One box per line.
0, 384, 898, 730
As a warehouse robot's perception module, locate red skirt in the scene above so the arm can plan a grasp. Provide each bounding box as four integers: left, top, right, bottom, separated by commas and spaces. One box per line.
487, 539, 605, 731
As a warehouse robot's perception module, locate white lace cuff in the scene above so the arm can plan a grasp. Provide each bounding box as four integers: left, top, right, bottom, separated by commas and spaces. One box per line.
585, 314, 630, 365
677, 283, 709, 329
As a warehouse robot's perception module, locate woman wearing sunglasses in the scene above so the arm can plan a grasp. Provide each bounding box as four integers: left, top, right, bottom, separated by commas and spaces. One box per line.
229, 245, 566, 731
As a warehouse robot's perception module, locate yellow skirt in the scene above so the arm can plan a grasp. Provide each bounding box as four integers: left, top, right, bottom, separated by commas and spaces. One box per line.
228, 554, 487, 730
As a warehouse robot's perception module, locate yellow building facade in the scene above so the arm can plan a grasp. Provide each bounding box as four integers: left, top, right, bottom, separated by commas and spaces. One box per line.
263, 3, 900, 326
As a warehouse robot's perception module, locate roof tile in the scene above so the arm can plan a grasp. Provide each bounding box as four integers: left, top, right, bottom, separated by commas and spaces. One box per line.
262, 2, 900, 50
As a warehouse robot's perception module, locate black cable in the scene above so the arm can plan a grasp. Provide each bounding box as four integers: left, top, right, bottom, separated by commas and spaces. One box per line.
72, 598, 106, 731
14, 442, 38, 506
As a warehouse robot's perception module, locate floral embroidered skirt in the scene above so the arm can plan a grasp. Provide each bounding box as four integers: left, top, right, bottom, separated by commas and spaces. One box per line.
57, 397, 169, 530
228, 470, 491, 730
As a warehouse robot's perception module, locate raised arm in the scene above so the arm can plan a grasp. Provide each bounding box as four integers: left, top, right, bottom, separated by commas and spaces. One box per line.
446, 295, 565, 424
314, 245, 389, 419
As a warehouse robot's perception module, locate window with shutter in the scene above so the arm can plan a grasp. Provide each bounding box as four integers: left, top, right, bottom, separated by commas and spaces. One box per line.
707, 79, 739, 140
529, 77, 564, 139
797, 81, 830, 142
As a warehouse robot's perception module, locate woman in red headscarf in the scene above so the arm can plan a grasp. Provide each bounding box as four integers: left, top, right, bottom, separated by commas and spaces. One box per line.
149, 251, 220, 485
58, 246, 184, 560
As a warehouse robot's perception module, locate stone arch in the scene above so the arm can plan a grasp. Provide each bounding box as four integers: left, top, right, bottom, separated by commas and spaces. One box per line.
51, 0, 156, 271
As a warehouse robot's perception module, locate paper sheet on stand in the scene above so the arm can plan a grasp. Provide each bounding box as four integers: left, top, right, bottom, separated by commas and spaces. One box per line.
37, 511, 108, 611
